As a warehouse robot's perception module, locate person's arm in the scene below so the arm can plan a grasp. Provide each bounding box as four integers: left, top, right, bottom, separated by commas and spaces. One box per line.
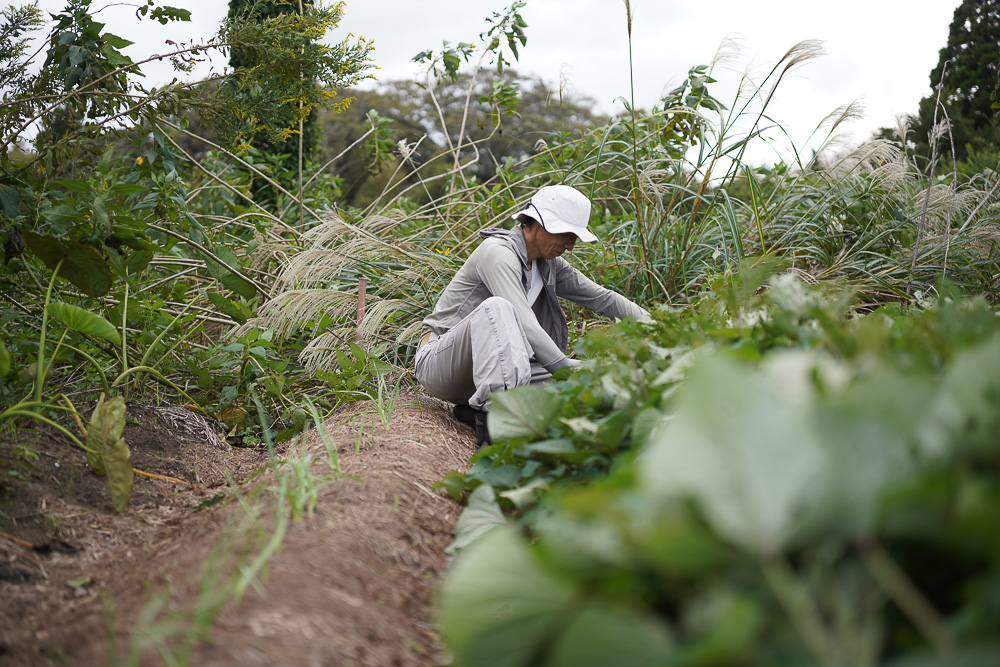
475, 242, 569, 371
551, 258, 649, 320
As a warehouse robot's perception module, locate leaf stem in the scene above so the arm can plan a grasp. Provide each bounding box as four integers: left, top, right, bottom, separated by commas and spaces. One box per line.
761, 555, 835, 664
860, 541, 952, 656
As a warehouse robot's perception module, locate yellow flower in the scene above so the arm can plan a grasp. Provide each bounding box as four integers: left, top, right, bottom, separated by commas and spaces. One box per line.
135, 156, 144, 166
434, 248, 451, 256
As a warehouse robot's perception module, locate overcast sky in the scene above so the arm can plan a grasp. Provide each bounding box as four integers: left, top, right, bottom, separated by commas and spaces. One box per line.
39, 0, 962, 160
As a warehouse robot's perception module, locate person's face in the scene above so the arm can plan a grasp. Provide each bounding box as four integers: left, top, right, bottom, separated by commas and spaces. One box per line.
525, 222, 577, 261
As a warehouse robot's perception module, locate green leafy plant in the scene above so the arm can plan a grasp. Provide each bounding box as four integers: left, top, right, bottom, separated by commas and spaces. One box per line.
439, 284, 1000, 665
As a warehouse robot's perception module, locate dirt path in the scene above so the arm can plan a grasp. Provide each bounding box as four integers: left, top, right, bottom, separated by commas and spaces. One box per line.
0, 393, 474, 665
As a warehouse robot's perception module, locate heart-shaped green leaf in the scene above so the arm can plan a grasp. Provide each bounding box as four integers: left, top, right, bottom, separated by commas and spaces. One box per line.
489, 386, 564, 441
23, 231, 112, 298
47, 301, 121, 344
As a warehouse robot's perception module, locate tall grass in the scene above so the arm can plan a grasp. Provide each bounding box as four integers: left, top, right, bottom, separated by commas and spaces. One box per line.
242, 37, 999, 375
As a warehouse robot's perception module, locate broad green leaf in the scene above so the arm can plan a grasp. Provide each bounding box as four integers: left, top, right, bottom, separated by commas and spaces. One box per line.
595, 410, 631, 449
47, 301, 121, 344
22, 231, 113, 298
439, 526, 575, 667
435, 470, 475, 502
96, 146, 114, 174
112, 225, 160, 253
106, 247, 128, 281
0, 185, 20, 219
91, 197, 109, 229
675, 591, 763, 665
640, 352, 829, 555
54, 179, 90, 193
545, 605, 674, 667
106, 245, 151, 279
101, 32, 133, 49
104, 436, 133, 513
819, 371, 921, 536
475, 464, 522, 490
207, 292, 248, 324
204, 246, 256, 299
499, 478, 549, 509
446, 484, 507, 555
915, 338, 1000, 456
199, 250, 223, 280
0, 340, 8, 377
220, 272, 257, 299
126, 250, 153, 275
489, 386, 564, 441
515, 439, 592, 465
16, 362, 46, 386
39, 203, 83, 227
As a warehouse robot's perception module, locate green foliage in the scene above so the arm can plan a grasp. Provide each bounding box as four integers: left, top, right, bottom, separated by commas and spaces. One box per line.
216, 0, 374, 211
44, 0, 133, 109
0, 0, 384, 495
439, 281, 1000, 665
0, 4, 46, 102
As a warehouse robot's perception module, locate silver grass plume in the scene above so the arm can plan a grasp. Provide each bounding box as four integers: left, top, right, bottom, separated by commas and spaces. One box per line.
827, 140, 901, 179
929, 117, 951, 146
229, 289, 357, 341
358, 298, 411, 340
639, 167, 671, 200
558, 63, 573, 107
276, 240, 378, 291
298, 332, 345, 374
247, 230, 296, 272
711, 35, 743, 70
298, 300, 422, 373
815, 100, 865, 135
911, 185, 979, 232
812, 134, 856, 169
892, 114, 911, 146
778, 40, 825, 74
236, 207, 458, 372
868, 155, 913, 191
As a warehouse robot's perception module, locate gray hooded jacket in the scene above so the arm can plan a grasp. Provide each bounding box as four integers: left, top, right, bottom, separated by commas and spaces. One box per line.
421, 225, 648, 372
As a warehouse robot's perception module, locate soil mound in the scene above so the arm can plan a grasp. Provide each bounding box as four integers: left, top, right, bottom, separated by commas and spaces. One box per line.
0, 393, 473, 665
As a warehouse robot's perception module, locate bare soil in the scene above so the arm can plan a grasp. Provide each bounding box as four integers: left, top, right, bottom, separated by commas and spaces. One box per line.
0, 392, 474, 666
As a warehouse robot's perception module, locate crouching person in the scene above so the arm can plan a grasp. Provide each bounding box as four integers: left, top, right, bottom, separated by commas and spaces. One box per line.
414, 184, 648, 447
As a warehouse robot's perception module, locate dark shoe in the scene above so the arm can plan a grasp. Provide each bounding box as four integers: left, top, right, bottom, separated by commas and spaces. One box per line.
452, 403, 477, 430
474, 410, 491, 448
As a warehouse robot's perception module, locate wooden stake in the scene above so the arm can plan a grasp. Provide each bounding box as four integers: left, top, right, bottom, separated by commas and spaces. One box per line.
356, 276, 367, 343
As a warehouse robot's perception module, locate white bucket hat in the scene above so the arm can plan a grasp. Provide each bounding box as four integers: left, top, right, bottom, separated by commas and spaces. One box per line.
512, 184, 598, 243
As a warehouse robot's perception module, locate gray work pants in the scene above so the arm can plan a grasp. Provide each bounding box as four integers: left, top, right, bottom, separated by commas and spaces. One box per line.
415, 296, 550, 410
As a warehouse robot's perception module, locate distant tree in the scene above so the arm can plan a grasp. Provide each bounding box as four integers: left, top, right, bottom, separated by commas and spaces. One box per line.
315, 70, 607, 207
913, 0, 1000, 162
224, 0, 374, 211
227, 0, 313, 159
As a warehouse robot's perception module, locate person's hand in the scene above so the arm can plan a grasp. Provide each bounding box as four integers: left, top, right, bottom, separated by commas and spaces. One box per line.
565, 358, 582, 368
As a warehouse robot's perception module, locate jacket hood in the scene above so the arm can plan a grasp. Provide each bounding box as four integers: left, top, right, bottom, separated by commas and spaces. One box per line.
480, 225, 529, 269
